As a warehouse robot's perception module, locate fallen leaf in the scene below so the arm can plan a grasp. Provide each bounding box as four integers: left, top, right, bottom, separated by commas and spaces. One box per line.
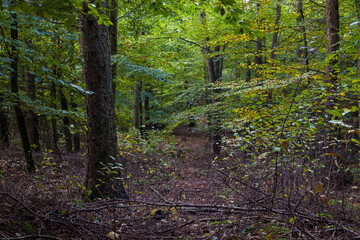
320, 195, 329, 205
315, 182, 323, 194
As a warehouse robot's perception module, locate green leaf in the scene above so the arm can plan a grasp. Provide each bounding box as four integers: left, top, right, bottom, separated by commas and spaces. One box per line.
328, 120, 352, 128
327, 109, 342, 118
273, 147, 281, 152
351, 138, 360, 145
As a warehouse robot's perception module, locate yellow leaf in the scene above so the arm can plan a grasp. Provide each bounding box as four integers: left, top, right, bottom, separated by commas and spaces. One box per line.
324, 153, 341, 158
279, 139, 289, 152
106, 231, 119, 240
315, 182, 323, 194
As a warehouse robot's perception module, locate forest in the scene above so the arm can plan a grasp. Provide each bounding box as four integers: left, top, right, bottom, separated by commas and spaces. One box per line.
0, 0, 360, 239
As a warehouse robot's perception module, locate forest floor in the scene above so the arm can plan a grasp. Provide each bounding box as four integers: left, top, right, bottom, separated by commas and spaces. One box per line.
1, 127, 360, 239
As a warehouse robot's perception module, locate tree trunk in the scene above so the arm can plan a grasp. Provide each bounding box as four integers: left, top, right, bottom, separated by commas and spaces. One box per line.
358, 0, 360, 131
296, 0, 309, 70
133, 81, 141, 129
82, 0, 127, 200
269, 0, 282, 103
10, 14, 35, 173
50, 80, 60, 154
71, 100, 81, 152
325, 0, 339, 109
200, 11, 223, 155
255, 3, 264, 78
271, 0, 281, 60
110, 0, 118, 87
0, 93, 10, 147
144, 89, 150, 125
25, 70, 40, 151
59, 88, 72, 152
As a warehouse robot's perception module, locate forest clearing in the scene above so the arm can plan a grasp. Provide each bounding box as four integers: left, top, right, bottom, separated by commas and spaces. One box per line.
1, 0, 360, 239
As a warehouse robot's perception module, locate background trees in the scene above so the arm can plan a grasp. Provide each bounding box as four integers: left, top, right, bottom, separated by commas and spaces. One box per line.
0, 0, 359, 234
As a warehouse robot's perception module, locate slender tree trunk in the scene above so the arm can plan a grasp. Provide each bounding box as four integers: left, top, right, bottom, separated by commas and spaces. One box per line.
296, 0, 309, 70
325, 0, 340, 109
109, 0, 123, 162
59, 88, 72, 152
200, 11, 223, 155
50, 79, 60, 154
133, 81, 141, 129
268, 0, 282, 103
144, 89, 150, 125
71, 100, 81, 152
25, 70, 40, 151
246, 44, 251, 82
82, 0, 127, 200
271, 0, 281, 60
110, 0, 118, 88
10, 14, 35, 173
0, 94, 10, 147
255, 2, 264, 78
355, 0, 360, 131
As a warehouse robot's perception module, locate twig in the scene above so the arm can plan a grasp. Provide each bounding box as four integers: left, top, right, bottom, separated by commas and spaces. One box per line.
0, 235, 61, 240
117, 0, 148, 20
153, 220, 195, 234
150, 186, 170, 203
0, 193, 38, 217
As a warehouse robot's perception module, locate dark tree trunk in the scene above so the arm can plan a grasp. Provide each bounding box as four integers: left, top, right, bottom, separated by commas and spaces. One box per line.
296, 0, 309, 70
50, 80, 60, 154
10, 14, 35, 173
59, 88, 72, 152
133, 82, 141, 129
70, 100, 81, 152
144, 89, 150, 125
271, 0, 281, 60
269, 0, 282, 103
110, 0, 118, 86
358, 0, 360, 131
200, 11, 223, 155
109, 0, 125, 164
82, 0, 127, 200
25, 70, 40, 151
0, 94, 10, 147
325, 0, 339, 109
255, 3, 264, 78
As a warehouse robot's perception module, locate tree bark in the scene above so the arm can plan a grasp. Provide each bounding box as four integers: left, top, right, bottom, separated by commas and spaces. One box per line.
358, 0, 360, 131
200, 11, 223, 155
0, 93, 10, 147
296, 0, 309, 70
254, 2, 264, 78
271, 0, 281, 61
325, 0, 339, 109
50, 79, 60, 154
25, 70, 40, 151
70, 99, 81, 152
133, 81, 141, 129
59, 88, 72, 152
10, 14, 35, 173
110, 0, 118, 87
82, 0, 127, 200
268, 0, 282, 103
144, 89, 150, 125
